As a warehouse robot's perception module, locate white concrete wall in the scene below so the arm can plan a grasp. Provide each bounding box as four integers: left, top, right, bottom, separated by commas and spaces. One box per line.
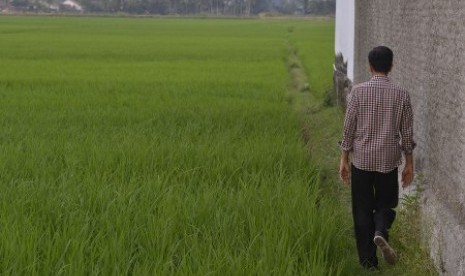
335, 0, 355, 80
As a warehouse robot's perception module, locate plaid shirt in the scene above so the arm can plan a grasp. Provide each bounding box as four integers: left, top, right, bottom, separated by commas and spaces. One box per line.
340, 75, 415, 173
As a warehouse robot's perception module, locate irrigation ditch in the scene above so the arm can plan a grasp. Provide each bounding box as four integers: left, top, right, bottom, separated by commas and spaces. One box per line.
285, 41, 314, 155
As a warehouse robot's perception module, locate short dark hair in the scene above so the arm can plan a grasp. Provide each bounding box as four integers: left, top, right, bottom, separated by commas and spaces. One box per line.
368, 46, 393, 73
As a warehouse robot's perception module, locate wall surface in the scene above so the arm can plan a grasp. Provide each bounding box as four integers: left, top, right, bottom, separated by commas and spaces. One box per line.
353, 1, 465, 274
335, 0, 354, 80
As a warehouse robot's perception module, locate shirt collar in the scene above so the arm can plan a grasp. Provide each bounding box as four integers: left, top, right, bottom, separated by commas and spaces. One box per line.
371, 75, 390, 82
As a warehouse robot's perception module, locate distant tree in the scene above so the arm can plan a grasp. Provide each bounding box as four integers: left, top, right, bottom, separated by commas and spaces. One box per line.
307, 0, 334, 15
301, 0, 308, 14
252, 0, 267, 14
6, 0, 334, 15
11, 0, 32, 9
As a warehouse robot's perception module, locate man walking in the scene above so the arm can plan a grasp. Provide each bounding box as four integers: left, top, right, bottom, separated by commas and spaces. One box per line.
339, 46, 415, 270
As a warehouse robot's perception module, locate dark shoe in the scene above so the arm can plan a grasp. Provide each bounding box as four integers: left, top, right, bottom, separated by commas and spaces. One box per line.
373, 232, 397, 265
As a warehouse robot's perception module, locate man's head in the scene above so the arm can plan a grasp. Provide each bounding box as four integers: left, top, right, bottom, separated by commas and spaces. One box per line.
368, 46, 393, 75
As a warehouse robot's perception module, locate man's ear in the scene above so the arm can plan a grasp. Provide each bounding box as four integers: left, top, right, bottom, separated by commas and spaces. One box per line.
369, 64, 374, 74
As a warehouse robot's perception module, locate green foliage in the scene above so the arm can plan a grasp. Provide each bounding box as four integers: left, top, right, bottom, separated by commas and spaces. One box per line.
323, 87, 336, 107
0, 16, 351, 274
387, 185, 437, 275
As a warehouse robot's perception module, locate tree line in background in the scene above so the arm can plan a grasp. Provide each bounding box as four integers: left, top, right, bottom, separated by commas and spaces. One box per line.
4, 0, 334, 15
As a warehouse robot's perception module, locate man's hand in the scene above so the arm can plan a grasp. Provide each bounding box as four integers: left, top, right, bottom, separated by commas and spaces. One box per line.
402, 154, 414, 189
339, 151, 350, 184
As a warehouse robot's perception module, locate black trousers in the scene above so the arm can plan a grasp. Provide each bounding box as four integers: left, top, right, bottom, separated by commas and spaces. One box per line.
351, 165, 399, 268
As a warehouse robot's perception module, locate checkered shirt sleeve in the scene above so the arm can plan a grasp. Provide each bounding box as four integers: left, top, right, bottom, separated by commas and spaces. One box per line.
400, 93, 416, 154
340, 92, 358, 152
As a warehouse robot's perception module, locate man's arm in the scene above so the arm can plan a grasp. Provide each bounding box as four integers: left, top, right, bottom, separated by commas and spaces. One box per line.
402, 153, 414, 188
339, 92, 358, 184
400, 93, 416, 188
339, 150, 350, 184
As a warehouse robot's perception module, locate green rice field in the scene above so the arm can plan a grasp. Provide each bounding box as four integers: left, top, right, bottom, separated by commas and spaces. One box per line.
0, 16, 352, 274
